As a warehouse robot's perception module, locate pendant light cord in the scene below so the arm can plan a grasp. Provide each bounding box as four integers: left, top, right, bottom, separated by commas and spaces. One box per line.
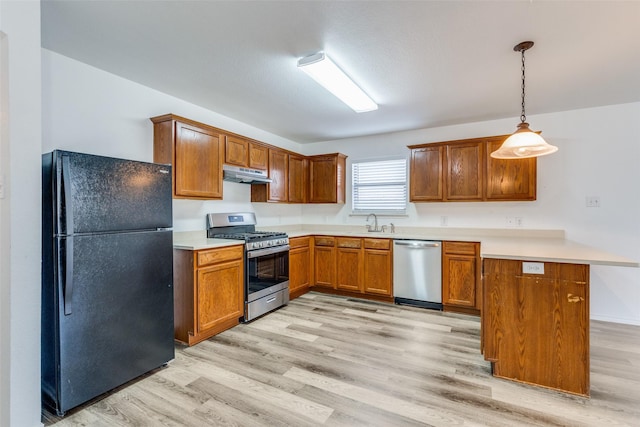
520, 47, 527, 124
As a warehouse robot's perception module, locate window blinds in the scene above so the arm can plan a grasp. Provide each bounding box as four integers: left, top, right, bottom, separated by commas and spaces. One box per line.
352, 158, 407, 213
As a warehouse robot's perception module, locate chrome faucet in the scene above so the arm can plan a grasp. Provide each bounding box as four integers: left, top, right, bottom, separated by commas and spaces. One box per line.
366, 213, 379, 232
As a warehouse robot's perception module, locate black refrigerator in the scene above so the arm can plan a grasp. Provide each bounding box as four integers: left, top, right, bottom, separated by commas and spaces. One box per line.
41, 150, 175, 416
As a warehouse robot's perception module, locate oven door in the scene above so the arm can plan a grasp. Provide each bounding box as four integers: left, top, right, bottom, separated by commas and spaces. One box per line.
246, 245, 290, 303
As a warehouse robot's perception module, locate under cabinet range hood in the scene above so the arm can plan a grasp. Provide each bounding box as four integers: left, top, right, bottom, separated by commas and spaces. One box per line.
223, 164, 272, 184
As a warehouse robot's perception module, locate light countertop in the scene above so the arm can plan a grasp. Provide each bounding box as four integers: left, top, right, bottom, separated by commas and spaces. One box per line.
173, 226, 638, 268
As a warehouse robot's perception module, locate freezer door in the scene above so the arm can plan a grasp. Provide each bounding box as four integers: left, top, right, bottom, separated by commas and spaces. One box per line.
43, 230, 174, 414
50, 150, 172, 235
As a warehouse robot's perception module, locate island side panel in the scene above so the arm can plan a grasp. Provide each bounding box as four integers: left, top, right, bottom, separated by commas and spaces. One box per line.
482, 258, 590, 396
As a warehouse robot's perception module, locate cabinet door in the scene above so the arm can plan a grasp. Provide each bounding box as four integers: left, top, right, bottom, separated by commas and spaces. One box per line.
309, 154, 346, 203
445, 142, 483, 200
485, 140, 536, 201
196, 259, 244, 334
483, 259, 590, 396
225, 135, 248, 167
442, 241, 480, 313
268, 149, 288, 202
363, 249, 392, 296
336, 247, 362, 292
410, 146, 443, 201
442, 253, 477, 308
175, 122, 224, 199
289, 244, 311, 297
249, 143, 268, 170
288, 155, 308, 203
314, 245, 336, 289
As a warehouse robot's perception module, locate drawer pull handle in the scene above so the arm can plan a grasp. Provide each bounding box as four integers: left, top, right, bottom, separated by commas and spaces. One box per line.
266, 297, 277, 304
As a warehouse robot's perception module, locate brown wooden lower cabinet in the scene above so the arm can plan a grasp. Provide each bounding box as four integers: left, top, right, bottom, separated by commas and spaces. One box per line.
313, 236, 336, 289
312, 235, 393, 302
482, 258, 590, 396
289, 236, 312, 300
442, 241, 481, 315
173, 245, 244, 346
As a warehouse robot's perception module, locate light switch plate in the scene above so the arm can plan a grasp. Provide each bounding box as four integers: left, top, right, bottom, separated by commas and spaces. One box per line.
522, 262, 545, 275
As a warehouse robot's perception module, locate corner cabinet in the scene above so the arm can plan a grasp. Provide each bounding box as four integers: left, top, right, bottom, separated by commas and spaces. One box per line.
151, 114, 224, 199
173, 245, 244, 346
442, 241, 481, 315
308, 153, 347, 203
409, 134, 536, 202
482, 259, 590, 396
252, 148, 288, 202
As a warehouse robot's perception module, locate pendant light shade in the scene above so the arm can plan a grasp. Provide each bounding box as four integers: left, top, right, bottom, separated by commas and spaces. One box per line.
491, 41, 558, 159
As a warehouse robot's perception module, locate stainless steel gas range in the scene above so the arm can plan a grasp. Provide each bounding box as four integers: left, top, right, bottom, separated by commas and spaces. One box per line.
206, 212, 289, 322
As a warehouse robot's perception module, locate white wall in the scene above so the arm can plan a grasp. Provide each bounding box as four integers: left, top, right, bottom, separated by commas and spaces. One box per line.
0, 0, 43, 426
301, 103, 640, 325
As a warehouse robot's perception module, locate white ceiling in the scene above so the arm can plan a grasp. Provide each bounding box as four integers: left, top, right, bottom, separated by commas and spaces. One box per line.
41, 1, 640, 144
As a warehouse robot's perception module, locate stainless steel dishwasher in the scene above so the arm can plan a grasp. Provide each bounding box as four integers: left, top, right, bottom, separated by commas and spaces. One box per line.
393, 240, 443, 310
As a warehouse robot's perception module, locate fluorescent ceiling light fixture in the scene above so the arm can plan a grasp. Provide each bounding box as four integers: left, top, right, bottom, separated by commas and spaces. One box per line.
297, 52, 378, 113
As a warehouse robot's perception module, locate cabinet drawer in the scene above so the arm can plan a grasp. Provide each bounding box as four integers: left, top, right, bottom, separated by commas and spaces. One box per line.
197, 245, 244, 267
337, 237, 362, 249
289, 236, 310, 249
314, 236, 336, 247
364, 238, 390, 250
443, 241, 478, 256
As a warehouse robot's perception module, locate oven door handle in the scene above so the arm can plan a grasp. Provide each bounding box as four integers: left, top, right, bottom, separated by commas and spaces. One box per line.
247, 245, 290, 258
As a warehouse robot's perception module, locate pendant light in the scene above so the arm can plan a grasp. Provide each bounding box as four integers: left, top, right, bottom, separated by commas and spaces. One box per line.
491, 41, 558, 159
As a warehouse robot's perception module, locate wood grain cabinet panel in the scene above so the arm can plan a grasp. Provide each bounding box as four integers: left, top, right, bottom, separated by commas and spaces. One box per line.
445, 142, 483, 201
314, 245, 336, 289
288, 154, 308, 203
485, 139, 536, 200
173, 245, 244, 346
482, 259, 590, 396
252, 148, 288, 202
442, 241, 481, 315
308, 153, 347, 204
197, 260, 244, 333
312, 236, 392, 300
408, 134, 536, 202
289, 237, 312, 300
151, 115, 224, 199
363, 248, 392, 296
249, 142, 268, 170
410, 146, 443, 201
225, 135, 249, 167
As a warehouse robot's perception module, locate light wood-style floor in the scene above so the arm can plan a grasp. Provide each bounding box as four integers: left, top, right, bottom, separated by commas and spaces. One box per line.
44, 292, 640, 426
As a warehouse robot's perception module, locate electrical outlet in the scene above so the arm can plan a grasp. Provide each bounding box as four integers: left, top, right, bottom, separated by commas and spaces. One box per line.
586, 196, 600, 208
507, 216, 523, 227
440, 216, 448, 226
522, 262, 545, 274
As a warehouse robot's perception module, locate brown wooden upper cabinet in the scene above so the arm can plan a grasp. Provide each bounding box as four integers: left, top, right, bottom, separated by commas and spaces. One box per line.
409, 135, 536, 202
485, 139, 536, 200
248, 143, 268, 170
151, 114, 224, 199
288, 154, 308, 203
225, 135, 268, 171
225, 135, 249, 167
308, 153, 347, 204
251, 148, 288, 202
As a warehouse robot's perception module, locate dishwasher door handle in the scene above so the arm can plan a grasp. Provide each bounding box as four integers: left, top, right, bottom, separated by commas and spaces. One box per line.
394, 241, 440, 248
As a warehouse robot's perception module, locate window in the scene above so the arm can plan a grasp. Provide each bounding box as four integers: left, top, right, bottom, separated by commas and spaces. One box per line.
352, 158, 407, 214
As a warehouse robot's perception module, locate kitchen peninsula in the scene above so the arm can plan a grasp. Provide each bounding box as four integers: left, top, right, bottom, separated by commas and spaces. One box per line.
173, 226, 637, 396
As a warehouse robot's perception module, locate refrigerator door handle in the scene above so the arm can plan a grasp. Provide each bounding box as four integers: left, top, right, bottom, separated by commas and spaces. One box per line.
62, 237, 74, 315
61, 155, 74, 235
